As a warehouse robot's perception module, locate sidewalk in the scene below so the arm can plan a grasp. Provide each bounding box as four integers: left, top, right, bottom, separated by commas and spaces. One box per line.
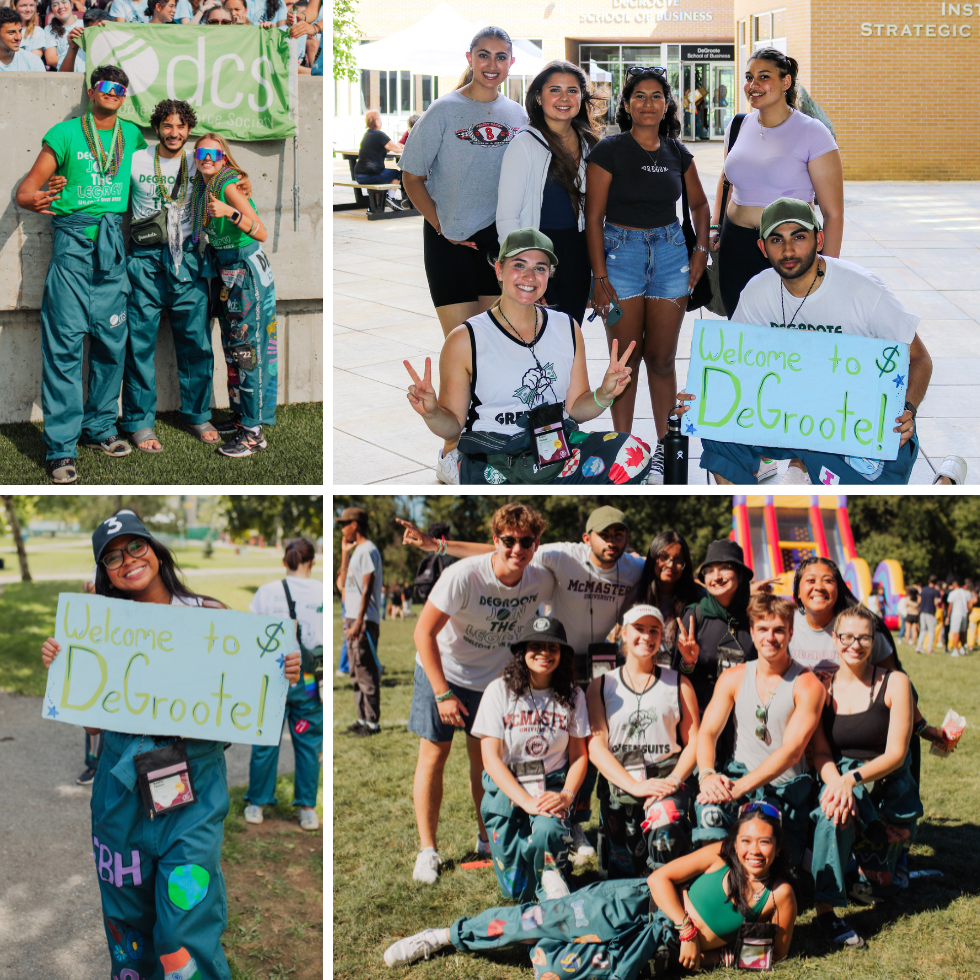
333, 142, 980, 485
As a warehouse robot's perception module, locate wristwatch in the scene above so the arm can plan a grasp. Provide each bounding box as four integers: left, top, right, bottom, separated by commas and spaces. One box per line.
904, 400, 917, 420
852, 770, 864, 784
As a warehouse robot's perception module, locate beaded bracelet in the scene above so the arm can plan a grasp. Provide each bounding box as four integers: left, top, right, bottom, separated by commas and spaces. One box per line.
434, 690, 455, 703
435, 535, 447, 557
914, 716, 929, 737
679, 657, 696, 674
698, 768, 717, 783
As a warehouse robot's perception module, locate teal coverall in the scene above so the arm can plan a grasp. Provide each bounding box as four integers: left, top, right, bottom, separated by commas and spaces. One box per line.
450, 878, 679, 980
121, 241, 214, 432
40, 214, 130, 460
211, 242, 278, 428
92, 731, 231, 980
245, 681, 323, 809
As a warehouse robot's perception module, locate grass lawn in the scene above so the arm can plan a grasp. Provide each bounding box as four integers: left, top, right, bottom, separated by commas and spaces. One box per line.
333, 600, 980, 980
0, 402, 323, 485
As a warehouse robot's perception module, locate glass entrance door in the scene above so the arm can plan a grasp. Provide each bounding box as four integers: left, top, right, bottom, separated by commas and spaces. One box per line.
710, 64, 735, 138
680, 63, 710, 140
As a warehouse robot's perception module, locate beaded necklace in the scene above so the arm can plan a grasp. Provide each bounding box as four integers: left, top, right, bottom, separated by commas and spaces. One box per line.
153, 144, 188, 207
189, 165, 238, 244
82, 111, 124, 180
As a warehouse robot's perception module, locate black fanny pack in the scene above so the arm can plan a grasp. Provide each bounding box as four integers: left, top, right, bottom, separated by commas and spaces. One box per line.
130, 208, 169, 247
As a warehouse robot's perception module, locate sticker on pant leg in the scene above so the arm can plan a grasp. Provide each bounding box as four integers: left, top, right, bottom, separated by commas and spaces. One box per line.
113, 970, 143, 980
540, 973, 561, 980
502, 865, 528, 895
581, 456, 605, 478
700, 805, 725, 828
574, 935, 600, 944
844, 456, 886, 482
522, 905, 544, 930
294, 718, 310, 734
487, 918, 507, 937
603, 432, 619, 440
559, 448, 581, 479
609, 435, 651, 484
126, 929, 144, 960
592, 953, 611, 969
105, 916, 125, 944
570, 899, 589, 928
559, 951, 582, 973
160, 947, 202, 980
167, 864, 210, 910
817, 465, 840, 486
532, 946, 548, 965
248, 247, 275, 288
484, 464, 507, 485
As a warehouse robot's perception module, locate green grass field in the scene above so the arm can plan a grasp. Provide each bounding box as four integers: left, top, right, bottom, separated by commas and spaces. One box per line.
333, 601, 980, 980
0, 402, 323, 485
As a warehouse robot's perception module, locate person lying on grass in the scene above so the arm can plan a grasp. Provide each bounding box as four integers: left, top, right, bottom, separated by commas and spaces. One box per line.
384, 803, 797, 976
402, 227, 653, 485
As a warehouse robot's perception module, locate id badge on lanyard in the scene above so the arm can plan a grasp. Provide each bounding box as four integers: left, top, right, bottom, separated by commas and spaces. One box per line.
588, 642, 619, 679
511, 760, 546, 798
134, 738, 198, 821
528, 403, 570, 467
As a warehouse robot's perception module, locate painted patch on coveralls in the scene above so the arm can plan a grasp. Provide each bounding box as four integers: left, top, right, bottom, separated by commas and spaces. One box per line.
126, 929, 144, 960
294, 718, 310, 734
105, 916, 124, 944
522, 905, 544, 930
531, 946, 548, 965
248, 247, 275, 288
167, 864, 210, 910
487, 919, 506, 937
574, 934, 600, 943
559, 951, 582, 972
160, 947, 202, 980
570, 899, 589, 928
540, 973, 561, 980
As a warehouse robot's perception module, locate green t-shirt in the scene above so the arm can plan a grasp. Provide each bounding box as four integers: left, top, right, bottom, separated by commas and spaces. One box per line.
43, 116, 147, 239
208, 179, 258, 250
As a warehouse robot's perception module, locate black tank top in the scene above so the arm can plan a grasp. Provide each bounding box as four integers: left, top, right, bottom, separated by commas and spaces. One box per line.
825, 668, 892, 761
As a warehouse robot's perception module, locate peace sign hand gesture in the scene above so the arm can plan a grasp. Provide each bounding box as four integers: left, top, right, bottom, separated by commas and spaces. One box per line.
676, 616, 699, 667
596, 339, 636, 404
404, 357, 440, 418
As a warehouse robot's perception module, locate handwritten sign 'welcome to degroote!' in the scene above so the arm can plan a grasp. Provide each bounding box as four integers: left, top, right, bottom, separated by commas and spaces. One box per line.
42, 594, 294, 746
684, 321, 910, 460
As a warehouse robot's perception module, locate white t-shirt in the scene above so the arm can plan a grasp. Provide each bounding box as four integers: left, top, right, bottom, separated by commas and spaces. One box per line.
946, 588, 970, 627
0, 48, 46, 71
246, 0, 287, 22
422, 554, 555, 691
109, 0, 149, 21
532, 542, 645, 654
41, 21, 77, 68
733, 256, 920, 343
22, 27, 47, 53
250, 576, 323, 650
471, 679, 589, 775
130, 146, 197, 240
344, 541, 382, 625
788, 609, 891, 672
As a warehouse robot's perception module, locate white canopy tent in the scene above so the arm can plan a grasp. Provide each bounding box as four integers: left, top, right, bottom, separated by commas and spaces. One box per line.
355, 3, 546, 77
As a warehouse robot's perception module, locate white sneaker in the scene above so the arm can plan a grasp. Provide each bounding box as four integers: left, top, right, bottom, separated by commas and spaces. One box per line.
541, 869, 570, 899
243, 805, 263, 825
570, 823, 595, 857
933, 455, 967, 485
436, 447, 461, 485
779, 463, 811, 485
299, 807, 319, 831
756, 457, 778, 481
383, 928, 451, 967
413, 848, 442, 884
476, 835, 492, 857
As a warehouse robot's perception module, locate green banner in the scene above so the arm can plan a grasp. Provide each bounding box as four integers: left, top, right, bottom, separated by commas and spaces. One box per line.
79, 23, 296, 140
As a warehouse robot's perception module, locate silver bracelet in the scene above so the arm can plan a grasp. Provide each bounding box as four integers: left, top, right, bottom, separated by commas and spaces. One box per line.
693, 244, 709, 254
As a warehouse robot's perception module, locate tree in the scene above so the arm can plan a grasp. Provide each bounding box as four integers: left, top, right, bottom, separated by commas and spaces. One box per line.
333, 0, 360, 83
1, 495, 31, 582
223, 496, 323, 545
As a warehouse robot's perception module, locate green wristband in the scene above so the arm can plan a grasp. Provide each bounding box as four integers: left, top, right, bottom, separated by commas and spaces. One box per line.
594, 389, 612, 409
434, 690, 455, 703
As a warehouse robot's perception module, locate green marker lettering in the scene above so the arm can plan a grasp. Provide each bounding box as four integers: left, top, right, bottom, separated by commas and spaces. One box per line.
697, 366, 742, 427
123, 652, 150, 715
854, 418, 872, 445
698, 325, 724, 362
819, 417, 835, 439
737, 331, 744, 364
192, 701, 210, 725
876, 392, 887, 449
169, 699, 187, 722
203, 621, 219, 654
230, 702, 252, 731
61, 644, 107, 711
158, 631, 173, 652
828, 344, 842, 373
256, 674, 269, 737
222, 635, 240, 656
783, 412, 798, 433
211, 672, 230, 726
757, 372, 781, 429
787, 353, 801, 372
63, 600, 90, 640
90, 626, 102, 643
152, 696, 168, 719
736, 407, 755, 428
102, 690, 121, 713
836, 391, 854, 442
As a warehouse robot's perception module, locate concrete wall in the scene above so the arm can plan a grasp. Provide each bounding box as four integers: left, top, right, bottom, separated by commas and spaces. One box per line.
0, 74, 323, 422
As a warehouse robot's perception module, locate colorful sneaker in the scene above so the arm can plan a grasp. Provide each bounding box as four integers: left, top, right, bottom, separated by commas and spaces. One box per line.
299, 807, 319, 831
244, 805, 264, 825
383, 928, 451, 967
476, 835, 492, 857
217, 427, 267, 457
76, 767, 97, 786
541, 869, 570, 899
48, 457, 78, 484
815, 912, 865, 948
571, 823, 596, 857
81, 435, 131, 457
413, 848, 442, 885
213, 415, 243, 435
436, 447, 461, 485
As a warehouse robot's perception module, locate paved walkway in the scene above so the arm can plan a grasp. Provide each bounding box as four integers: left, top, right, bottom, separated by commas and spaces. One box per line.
333, 142, 980, 484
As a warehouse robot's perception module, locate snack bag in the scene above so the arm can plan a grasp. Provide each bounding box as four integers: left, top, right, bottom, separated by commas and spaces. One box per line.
930, 709, 966, 758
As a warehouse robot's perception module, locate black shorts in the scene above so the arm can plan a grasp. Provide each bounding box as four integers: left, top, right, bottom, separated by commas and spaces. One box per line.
422, 220, 501, 309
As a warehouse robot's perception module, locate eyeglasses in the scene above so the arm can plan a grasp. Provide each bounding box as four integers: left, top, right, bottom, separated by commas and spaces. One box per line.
499, 535, 535, 550
94, 80, 127, 97
196, 147, 225, 161
656, 555, 685, 569
738, 800, 782, 823
835, 632, 875, 649
626, 65, 667, 77
101, 538, 149, 570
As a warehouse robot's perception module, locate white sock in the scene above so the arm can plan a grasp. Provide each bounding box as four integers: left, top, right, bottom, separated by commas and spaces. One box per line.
421, 846, 438, 855
366, 721, 380, 731
245, 424, 261, 435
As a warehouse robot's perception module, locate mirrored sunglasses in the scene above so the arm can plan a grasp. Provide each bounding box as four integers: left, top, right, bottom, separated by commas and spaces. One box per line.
738, 800, 782, 823
95, 80, 127, 97
196, 147, 225, 161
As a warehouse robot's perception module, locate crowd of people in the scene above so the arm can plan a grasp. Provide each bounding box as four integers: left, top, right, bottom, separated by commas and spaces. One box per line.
896, 575, 979, 656
335, 501, 960, 977
344, 26, 967, 487
0, 0, 323, 73
41, 511, 323, 978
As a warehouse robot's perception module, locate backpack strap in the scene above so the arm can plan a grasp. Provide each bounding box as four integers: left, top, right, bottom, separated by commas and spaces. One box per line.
282, 579, 301, 643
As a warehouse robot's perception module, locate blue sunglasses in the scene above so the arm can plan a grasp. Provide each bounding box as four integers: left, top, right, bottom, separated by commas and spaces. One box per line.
195, 147, 225, 162
94, 80, 127, 97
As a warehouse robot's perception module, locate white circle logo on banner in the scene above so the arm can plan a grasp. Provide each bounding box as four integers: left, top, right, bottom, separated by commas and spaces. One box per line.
89, 31, 160, 95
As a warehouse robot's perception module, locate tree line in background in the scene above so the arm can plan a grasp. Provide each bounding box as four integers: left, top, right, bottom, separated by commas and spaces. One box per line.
0, 495, 323, 582
332, 495, 980, 593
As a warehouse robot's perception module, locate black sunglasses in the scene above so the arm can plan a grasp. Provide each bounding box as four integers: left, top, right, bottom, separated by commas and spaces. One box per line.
499, 535, 535, 550
626, 65, 667, 77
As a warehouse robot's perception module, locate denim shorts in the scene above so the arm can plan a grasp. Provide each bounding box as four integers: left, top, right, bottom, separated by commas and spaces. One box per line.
408, 662, 484, 743
601, 220, 691, 300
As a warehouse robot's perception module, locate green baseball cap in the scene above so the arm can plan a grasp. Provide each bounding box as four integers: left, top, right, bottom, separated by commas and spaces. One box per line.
496, 228, 559, 267
586, 505, 629, 534
759, 197, 822, 240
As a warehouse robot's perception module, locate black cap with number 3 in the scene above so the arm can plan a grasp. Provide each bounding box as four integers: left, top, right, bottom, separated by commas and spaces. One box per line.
92, 511, 153, 563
